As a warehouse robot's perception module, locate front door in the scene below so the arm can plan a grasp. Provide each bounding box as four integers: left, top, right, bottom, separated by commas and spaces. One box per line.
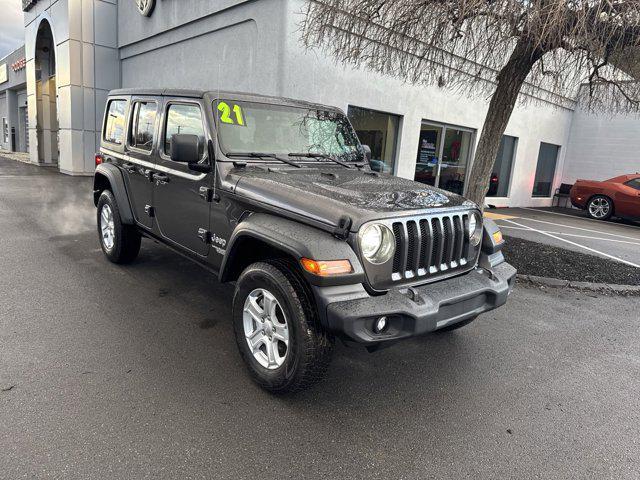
19, 107, 28, 152
153, 100, 211, 256
124, 98, 159, 229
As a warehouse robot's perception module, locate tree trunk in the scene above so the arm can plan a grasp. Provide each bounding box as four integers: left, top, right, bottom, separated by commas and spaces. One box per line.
465, 38, 544, 207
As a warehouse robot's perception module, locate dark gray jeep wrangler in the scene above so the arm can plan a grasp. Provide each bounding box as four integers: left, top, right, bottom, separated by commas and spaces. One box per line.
93, 89, 515, 393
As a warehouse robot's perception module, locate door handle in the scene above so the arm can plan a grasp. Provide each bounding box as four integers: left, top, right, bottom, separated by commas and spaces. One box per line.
122, 163, 137, 174
153, 173, 170, 185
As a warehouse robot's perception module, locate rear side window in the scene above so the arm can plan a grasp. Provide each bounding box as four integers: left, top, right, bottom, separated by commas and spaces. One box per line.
625, 179, 640, 191
129, 101, 157, 151
164, 103, 205, 158
103, 100, 127, 145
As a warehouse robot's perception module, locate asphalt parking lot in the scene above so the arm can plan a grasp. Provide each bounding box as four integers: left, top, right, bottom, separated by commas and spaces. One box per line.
487, 207, 640, 267
1, 156, 639, 479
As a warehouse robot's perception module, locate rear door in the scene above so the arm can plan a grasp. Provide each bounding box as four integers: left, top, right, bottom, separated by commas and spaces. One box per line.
152, 98, 212, 256
123, 97, 160, 229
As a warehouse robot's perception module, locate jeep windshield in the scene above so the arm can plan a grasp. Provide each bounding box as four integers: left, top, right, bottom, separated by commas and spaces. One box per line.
214, 100, 364, 163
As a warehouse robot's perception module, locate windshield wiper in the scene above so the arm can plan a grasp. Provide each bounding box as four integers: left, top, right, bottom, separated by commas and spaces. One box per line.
288, 152, 362, 169
226, 152, 301, 168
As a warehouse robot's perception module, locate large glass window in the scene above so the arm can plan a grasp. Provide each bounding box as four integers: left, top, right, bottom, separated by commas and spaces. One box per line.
438, 128, 473, 195
532, 142, 560, 197
164, 103, 205, 158
347, 106, 400, 173
103, 100, 127, 145
129, 101, 157, 151
414, 122, 474, 195
414, 125, 442, 187
487, 135, 517, 197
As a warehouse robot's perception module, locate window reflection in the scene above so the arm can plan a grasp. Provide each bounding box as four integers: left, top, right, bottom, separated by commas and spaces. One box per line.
348, 106, 399, 174
487, 135, 517, 197
130, 102, 156, 151
164, 104, 205, 157
104, 100, 126, 145
532, 143, 560, 197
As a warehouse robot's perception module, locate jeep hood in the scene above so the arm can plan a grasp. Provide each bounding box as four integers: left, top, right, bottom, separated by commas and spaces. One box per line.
231, 166, 476, 231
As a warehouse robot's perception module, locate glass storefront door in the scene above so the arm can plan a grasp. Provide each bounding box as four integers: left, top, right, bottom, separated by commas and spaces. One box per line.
438, 128, 472, 195
414, 125, 443, 186
414, 122, 474, 195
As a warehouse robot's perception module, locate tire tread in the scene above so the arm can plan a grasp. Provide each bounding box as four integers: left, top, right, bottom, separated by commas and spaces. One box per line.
233, 259, 333, 393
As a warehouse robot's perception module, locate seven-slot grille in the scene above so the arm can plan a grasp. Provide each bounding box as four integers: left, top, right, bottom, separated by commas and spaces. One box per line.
391, 212, 472, 282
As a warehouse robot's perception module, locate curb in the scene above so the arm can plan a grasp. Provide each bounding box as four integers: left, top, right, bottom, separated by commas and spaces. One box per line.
516, 274, 640, 296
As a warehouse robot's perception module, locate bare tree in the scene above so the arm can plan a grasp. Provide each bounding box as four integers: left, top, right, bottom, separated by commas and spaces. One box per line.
301, 0, 640, 205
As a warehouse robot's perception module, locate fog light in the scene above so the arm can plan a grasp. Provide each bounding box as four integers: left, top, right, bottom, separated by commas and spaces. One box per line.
374, 316, 388, 333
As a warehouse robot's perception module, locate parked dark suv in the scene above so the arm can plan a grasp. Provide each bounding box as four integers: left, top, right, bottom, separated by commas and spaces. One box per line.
93, 89, 516, 392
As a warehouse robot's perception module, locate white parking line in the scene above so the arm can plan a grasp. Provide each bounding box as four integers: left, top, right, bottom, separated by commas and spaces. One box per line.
502, 219, 640, 268
521, 207, 640, 230
499, 225, 640, 246
509, 217, 640, 241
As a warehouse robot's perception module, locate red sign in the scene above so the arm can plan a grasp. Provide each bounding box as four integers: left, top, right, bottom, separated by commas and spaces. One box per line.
11, 58, 26, 72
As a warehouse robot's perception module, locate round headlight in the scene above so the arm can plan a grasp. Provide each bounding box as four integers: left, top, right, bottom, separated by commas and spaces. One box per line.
468, 211, 483, 246
359, 223, 395, 264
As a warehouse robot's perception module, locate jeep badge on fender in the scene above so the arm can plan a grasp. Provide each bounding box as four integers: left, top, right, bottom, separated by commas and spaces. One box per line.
93, 89, 516, 393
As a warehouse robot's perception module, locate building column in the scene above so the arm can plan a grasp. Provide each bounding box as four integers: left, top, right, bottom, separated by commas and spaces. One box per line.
25, 57, 40, 164
56, 0, 119, 175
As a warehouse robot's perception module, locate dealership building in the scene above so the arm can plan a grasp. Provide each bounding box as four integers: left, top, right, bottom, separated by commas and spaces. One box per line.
14, 0, 640, 206
0, 46, 28, 153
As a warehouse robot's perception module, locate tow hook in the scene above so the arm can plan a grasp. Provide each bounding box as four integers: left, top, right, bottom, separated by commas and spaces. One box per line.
479, 266, 497, 281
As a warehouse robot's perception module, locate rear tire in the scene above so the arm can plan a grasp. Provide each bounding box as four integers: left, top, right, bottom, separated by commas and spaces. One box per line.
97, 190, 141, 264
586, 195, 613, 220
436, 316, 477, 332
232, 259, 333, 393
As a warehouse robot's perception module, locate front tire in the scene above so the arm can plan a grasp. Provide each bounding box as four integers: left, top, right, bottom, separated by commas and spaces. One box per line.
587, 195, 613, 220
232, 259, 333, 393
97, 190, 141, 264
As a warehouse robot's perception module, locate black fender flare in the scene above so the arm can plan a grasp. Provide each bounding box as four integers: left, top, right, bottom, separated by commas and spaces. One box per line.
93, 163, 135, 225
219, 213, 366, 286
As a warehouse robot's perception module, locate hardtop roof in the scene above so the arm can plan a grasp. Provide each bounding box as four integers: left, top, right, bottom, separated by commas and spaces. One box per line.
107, 89, 342, 112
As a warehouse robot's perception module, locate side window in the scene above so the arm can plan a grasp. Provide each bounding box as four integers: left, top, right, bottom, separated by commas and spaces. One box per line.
164, 103, 205, 158
103, 100, 127, 145
625, 179, 640, 191
129, 101, 157, 151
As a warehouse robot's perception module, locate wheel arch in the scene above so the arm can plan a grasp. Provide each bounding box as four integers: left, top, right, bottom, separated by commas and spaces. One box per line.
587, 193, 615, 215
93, 163, 135, 224
219, 213, 365, 286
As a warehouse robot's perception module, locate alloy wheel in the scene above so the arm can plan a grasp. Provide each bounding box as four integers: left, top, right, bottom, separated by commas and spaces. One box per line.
588, 197, 610, 219
100, 204, 116, 250
243, 288, 289, 370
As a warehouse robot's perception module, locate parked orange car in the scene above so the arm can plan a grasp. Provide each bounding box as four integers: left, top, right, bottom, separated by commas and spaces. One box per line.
570, 174, 640, 220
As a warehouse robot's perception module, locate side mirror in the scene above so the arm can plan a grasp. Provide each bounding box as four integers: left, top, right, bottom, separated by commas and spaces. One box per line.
362, 144, 372, 162
170, 134, 200, 163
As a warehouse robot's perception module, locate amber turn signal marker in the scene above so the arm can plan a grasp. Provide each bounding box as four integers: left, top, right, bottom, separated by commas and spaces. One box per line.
300, 258, 353, 276
492, 230, 503, 244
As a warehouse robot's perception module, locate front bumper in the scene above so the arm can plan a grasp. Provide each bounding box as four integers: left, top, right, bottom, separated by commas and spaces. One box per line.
316, 261, 516, 345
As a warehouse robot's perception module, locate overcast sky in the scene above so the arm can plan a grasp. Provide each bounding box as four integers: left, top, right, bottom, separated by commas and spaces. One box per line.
0, 0, 24, 59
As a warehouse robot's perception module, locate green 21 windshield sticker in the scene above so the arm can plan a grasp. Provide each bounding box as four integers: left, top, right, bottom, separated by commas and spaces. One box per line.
217, 101, 245, 126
